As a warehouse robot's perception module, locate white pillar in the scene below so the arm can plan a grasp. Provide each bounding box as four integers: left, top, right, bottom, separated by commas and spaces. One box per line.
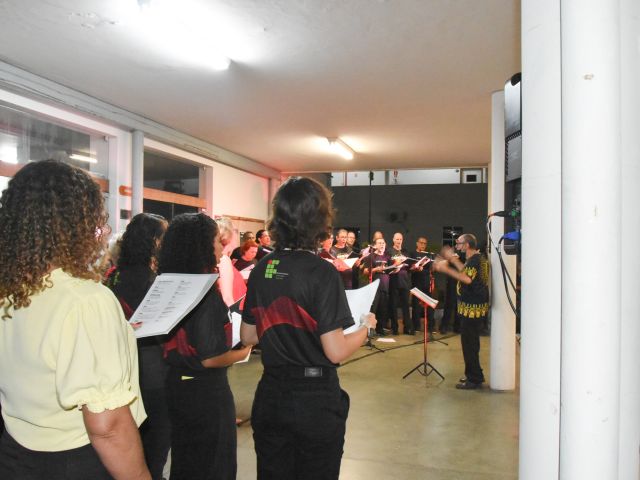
617, 0, 640, 477
519, 1, 562, 478
199, 165, 214, 216
488, 90, 516, 391
131, 130, 144, 216
560, 1, 621, 478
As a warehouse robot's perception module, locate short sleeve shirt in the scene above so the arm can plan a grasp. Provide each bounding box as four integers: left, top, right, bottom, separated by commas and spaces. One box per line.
389, 247, 411, 289
369, 252, 392, 292
164, 288, 231, 371
243, 250, 354, 368
411, 251, 433, 292
0, 269, 145, 451
457, 253, 490, 319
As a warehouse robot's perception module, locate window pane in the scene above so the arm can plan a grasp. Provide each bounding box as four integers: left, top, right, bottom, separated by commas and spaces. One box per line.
143, 199, 199, 221
0, 102, 108, 178
144, 150, 200, 197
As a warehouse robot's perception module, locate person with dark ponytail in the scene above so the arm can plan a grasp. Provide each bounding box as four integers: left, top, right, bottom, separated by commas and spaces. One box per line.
105, 213, 169, 480
159, 213, 252, 480
241, 177, 376, 480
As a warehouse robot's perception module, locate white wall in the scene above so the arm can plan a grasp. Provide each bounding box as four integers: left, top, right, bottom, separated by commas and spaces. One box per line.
212, 162, 269, 220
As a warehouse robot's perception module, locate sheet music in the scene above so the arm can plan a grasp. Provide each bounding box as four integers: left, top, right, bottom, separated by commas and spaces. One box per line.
341, 257, 359, 269
409, 287, 439, 308
343, 280, 380, 334
230, 311, 242, 347
239, 264, 254, 280
415, 255, 432, 268
131, 273, 219, 338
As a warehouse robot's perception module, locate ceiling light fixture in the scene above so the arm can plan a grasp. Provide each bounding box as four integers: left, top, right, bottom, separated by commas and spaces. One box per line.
134, 0, 231, 71
327, 137, 355, 160
69, 153, 98, 164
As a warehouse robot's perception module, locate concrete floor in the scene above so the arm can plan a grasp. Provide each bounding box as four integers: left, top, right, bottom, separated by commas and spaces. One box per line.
229, 333, 520, 480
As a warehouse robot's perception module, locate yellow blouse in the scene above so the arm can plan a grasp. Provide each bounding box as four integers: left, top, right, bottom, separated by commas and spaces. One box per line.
0, 268, 146, 451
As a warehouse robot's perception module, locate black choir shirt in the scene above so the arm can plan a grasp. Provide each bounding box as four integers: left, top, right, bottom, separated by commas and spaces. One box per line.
410, 251, 434, 293
330, 245, 353, 289
242, 250, 354, 368
105, 265, 167, 390
389, 247, 411, 290
164, 287, 231, 371
456, 253, 490, 319
369, 252, 392, 293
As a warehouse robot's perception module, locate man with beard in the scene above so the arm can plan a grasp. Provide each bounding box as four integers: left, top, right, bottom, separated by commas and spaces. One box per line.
433, 234, 489, 389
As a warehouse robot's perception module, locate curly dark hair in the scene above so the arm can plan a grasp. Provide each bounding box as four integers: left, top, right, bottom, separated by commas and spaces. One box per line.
158, 213, 218, 274
118, 213, 167, 269
268, 176, 334, 250
0, 160, 108, 318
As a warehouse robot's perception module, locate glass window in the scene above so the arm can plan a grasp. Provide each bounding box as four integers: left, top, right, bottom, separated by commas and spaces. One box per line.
143, 149, 204, 220
0, 102, 109, 179
144, 150, 200, 196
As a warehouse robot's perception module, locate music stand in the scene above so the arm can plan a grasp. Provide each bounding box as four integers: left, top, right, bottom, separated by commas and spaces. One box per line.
362, 246, 384, 353
403, 289, 444, 381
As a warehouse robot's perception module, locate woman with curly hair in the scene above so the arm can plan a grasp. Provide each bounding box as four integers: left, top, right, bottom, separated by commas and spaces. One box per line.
159, 213, 252, 480
241, 176, 376, 480
0, 160, 150, 480
105, 213, 170, 480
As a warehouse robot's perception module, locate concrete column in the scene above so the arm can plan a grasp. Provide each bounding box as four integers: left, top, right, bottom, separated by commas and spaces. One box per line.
560, 1, 621, 478
488, 90, 516, 391
519, 1, 562, 478
199, 165, 214, 216
131, 130, 144, 216
617, 0, 640, 477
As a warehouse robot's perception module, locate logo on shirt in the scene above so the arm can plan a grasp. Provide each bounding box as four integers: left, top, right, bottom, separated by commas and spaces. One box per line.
265, 259, 288, 279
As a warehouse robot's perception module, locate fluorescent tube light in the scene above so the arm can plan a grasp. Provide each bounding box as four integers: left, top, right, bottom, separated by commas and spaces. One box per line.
69, 154, 98, 164
327, 138, 355, 160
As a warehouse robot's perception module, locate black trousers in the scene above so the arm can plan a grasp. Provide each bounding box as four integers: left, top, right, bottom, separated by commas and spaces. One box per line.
389, 286, 411, 333
0, 433, 111, 480
251, 367, 350, 480
372, 289, 389, 334
139, 386, 171, 480
166, 366, 236, 480
460, 316, 485, 384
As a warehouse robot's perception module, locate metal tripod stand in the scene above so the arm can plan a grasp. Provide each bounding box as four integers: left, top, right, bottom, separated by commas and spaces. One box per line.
402, 300, 444, 381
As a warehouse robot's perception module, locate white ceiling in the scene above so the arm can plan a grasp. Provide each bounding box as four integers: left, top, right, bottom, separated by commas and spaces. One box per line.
0, 0, 520, 174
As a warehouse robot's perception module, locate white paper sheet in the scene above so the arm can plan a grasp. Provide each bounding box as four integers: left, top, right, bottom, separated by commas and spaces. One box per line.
409, 287, 439, 308
131, 273, 219, 338
343, 280, 380, 334
341, 257, 359, 269
230, 311, 242, 347
239, 264, 254, 280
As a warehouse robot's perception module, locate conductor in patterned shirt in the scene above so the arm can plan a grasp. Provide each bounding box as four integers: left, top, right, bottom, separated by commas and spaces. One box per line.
433, 233, 489, 389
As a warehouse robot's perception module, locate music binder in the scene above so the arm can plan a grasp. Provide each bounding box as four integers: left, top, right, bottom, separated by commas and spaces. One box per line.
130, 273, 219, 338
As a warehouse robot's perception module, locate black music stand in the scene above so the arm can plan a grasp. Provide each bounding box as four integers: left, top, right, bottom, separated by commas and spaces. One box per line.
403, 292, 444, 381
362, 246, 384, 353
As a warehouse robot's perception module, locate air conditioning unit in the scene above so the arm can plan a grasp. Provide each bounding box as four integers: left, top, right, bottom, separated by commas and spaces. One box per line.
461, 168, 483, 184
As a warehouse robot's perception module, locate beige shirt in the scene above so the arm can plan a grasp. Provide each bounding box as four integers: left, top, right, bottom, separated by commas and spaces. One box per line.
0, 268, 146, 451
